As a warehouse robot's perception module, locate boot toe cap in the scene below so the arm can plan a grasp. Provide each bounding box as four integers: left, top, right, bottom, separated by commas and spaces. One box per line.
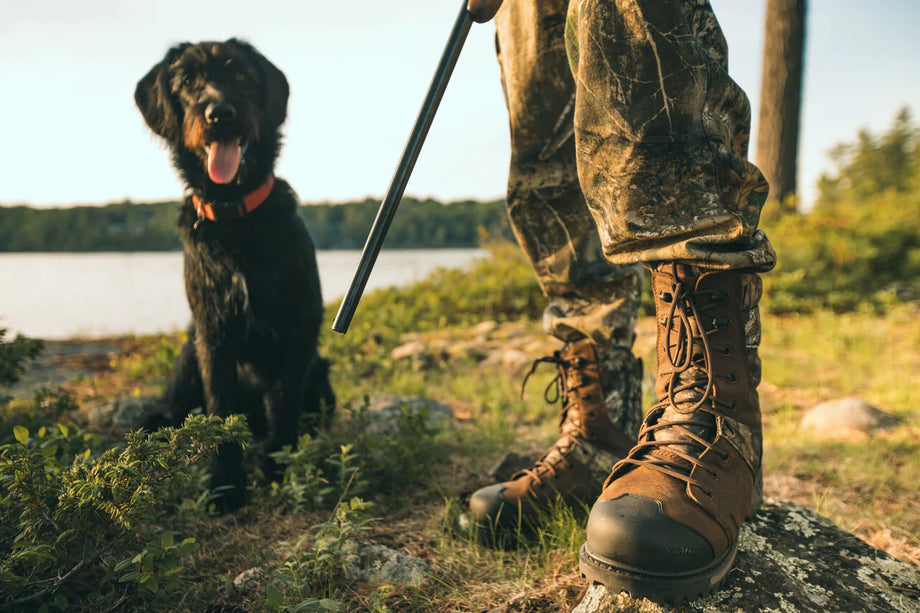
469, 484, 519, 527
585, 494, 714, 574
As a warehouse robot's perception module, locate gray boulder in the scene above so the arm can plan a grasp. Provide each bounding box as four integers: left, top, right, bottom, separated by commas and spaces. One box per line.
341, 540, 429, 586
360, 395, 453, 437
801, 397, 898, 440
89, 395, 167, 428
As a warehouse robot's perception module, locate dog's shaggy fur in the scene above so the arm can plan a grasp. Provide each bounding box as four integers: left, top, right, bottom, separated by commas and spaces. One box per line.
136, 39, 334, 511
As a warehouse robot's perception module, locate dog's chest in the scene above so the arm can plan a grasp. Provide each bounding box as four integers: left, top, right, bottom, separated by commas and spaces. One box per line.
183, 231, 267, 320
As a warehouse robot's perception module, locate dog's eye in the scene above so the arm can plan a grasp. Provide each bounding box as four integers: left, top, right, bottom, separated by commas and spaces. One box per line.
235, 73, 249, 83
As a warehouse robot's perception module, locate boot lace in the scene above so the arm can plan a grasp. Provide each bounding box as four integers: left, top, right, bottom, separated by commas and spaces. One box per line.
609, 266, 735, 500
514, 350, 593, 496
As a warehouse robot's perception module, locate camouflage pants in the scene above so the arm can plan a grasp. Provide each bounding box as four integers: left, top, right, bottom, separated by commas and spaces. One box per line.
495, 0, 776, 347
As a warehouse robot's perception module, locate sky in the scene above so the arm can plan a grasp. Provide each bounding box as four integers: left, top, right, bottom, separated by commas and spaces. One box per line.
1, 0, 919, 211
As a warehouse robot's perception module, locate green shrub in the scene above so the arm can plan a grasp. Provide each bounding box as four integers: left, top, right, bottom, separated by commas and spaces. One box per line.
763, 108, 920, 313
270, 399, 444, 511
0, 328, 42, 397
0, 415, 249, 609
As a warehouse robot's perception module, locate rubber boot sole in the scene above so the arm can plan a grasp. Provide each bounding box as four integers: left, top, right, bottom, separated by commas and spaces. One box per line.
579, 540, 739, 604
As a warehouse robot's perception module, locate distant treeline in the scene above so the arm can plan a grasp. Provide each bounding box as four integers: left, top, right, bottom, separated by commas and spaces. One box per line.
0, 197, 513, 252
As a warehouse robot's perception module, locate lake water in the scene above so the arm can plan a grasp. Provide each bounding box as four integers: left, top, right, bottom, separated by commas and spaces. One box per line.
0, 249, 486, 339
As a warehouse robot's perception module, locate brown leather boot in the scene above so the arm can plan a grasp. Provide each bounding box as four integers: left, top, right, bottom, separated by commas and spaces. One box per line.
470, 338, 641, 531
580, 266, 764, 602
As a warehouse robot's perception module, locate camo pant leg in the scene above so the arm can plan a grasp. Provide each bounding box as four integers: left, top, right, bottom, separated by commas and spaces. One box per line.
495, 0, 642, 350
565, 0, 777, 271
496, 0, 644, 439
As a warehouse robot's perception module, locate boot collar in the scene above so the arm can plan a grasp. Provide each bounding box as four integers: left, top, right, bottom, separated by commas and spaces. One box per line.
192, 174, 275, 224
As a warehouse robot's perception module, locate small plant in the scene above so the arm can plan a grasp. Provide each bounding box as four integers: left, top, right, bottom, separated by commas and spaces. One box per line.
269, 434, 340, 510
269, 399, 443, 511
111, 530, 199, 599
267, 497, 377, 612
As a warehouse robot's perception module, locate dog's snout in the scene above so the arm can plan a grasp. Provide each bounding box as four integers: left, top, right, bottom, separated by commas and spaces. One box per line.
205, 101, 237, 125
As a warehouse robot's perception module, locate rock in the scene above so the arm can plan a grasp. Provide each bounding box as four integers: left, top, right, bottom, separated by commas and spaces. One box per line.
487, 452, 533, 482
483, 349, 533, 372
802, 397, 898, 440
362, 395, 453, 437
232, 567, 263, 592
341, 540, 429, 586
470, 320, 499, 337
444, 339, 489, 362
390, 341, 430, 362
89, 395, 167, 428
573, 500, 920, 612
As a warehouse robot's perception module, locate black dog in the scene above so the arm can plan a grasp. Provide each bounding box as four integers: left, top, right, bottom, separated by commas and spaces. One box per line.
136, 39, 334, 511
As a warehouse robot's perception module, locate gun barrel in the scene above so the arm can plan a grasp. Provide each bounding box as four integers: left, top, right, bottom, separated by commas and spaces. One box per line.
332, 0, 474, 334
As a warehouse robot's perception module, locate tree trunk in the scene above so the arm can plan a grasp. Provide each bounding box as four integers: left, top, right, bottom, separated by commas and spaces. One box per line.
756, 0, 807, 214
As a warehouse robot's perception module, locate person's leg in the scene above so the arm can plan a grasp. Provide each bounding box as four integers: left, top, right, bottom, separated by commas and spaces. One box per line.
564, 0, 775, 601
468, 0, 643, 530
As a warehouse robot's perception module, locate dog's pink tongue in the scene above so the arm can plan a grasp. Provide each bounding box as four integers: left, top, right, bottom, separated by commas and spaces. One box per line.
207, 141, 241, 184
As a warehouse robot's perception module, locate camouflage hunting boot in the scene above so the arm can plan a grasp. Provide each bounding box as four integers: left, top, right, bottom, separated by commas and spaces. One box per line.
469, 338, 642, 531
580, 266, 764, 603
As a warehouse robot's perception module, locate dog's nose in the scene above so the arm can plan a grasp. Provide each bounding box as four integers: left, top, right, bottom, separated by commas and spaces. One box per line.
205, 101, 237, 125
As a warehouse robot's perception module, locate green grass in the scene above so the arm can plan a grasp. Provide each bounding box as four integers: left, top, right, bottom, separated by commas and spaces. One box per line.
3, 242, 919, 611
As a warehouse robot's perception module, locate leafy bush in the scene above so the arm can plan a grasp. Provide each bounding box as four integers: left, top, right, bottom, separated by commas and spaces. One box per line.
0, 412, 249, 609
763, 108, 920, 313
0, 329, 42, 395
270, 400, 444, 511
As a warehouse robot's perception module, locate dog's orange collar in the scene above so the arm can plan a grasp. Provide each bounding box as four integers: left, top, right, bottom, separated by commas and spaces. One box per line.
192, 175, 275, 223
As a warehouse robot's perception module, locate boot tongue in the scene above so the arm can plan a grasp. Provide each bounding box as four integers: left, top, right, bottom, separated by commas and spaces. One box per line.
207, 140, 241, 184
653, 367, 717, 462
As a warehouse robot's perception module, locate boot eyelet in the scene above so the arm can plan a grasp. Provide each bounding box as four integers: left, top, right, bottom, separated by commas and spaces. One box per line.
705, 491, 714, 499
709, 471, 719, 480
720, 453, 730, 463
721, 345, 733, 356
727, 372, 738, 384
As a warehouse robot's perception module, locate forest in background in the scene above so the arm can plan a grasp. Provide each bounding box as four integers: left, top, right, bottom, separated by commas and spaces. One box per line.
0, 196, 512, 252
1, 107, 918, 316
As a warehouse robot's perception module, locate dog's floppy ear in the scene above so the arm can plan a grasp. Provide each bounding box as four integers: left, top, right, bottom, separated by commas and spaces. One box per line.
135, 43, 190, 141
228, 38, 289, 128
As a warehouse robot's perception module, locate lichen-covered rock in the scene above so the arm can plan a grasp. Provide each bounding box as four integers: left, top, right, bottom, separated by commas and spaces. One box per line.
232, 567, 263, 592
574, 501, 920, 612
89, 395, 166, 428
361, 395, 453, 437
390, 340, 430, 363
341, 540, 429, 586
